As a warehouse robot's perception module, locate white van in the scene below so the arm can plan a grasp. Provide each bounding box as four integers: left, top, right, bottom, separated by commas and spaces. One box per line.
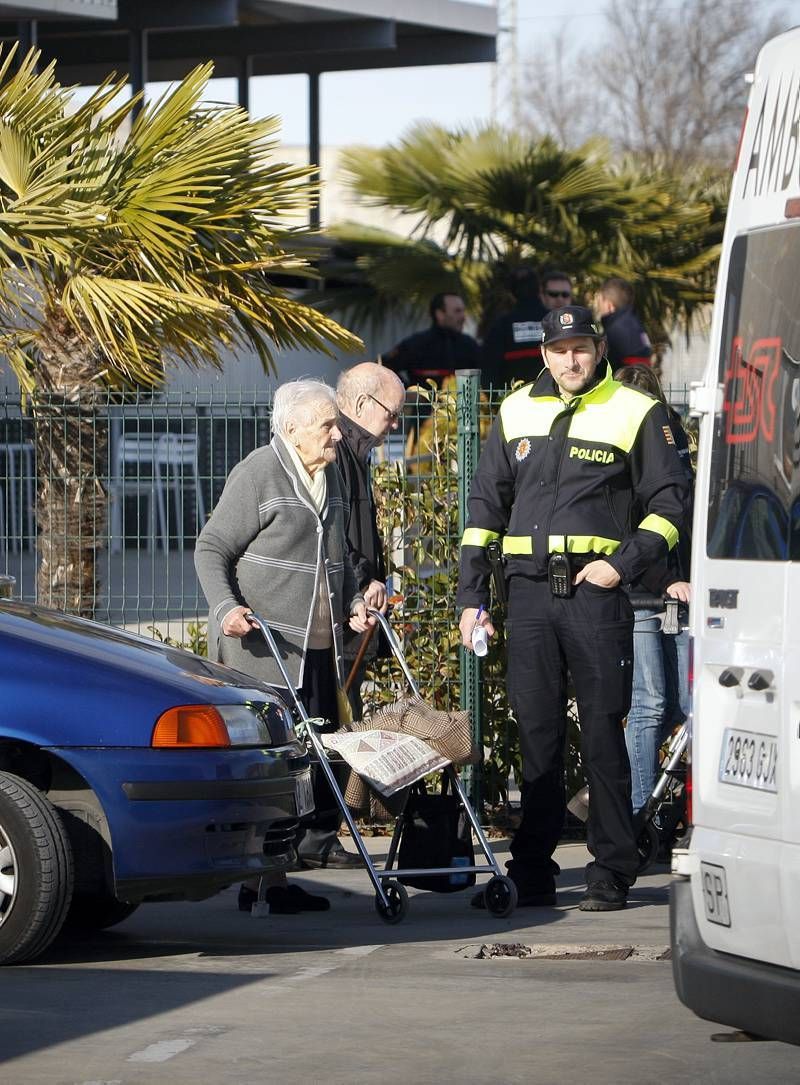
670, 26, 800, 1045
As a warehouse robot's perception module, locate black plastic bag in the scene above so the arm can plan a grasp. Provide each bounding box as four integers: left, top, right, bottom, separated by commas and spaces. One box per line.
398, 781, 476, 893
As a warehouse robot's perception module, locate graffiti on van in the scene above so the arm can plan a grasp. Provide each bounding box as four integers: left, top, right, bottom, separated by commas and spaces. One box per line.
723, 335, 782, 445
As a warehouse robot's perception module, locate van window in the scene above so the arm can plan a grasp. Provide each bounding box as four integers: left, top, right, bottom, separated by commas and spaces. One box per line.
707, 223, 800, 560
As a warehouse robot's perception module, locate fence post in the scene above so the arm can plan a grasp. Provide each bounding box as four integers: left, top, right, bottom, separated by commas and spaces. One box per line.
455, 369, 482, 808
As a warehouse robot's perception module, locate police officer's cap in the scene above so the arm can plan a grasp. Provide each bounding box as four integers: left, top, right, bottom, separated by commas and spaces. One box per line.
541, 305, 604, 346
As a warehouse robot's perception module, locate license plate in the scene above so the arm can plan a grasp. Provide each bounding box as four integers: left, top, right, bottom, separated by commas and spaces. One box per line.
700, 862, 731, 927
294, 770, 314, 817
718, 727, 778, 793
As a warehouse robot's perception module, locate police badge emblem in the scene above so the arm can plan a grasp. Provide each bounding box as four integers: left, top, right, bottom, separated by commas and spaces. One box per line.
515, 437, 531, 461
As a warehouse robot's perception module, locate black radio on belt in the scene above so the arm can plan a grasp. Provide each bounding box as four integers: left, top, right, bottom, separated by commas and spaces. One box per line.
548, 552, 572, 597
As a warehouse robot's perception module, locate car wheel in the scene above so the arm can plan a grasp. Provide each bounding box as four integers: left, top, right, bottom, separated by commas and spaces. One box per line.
0, 772, 74, 965
65, 893, 139, 931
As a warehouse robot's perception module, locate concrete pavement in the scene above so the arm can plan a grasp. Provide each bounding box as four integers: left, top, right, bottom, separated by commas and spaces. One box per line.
0, 838, 796, 1084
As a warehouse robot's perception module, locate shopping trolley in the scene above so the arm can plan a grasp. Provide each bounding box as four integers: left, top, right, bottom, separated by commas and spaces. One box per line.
244, 608, 517, 923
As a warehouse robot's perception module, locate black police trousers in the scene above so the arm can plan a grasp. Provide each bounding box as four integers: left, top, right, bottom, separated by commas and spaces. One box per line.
505, 576, 639, 889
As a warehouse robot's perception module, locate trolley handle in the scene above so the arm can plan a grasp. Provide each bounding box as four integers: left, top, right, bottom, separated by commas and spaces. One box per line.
366, 608, 422, 700
627, 594, 688, 636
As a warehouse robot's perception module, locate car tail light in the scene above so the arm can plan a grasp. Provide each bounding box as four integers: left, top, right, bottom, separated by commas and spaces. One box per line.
152, 706, 231, 747
152, 703, 280, 748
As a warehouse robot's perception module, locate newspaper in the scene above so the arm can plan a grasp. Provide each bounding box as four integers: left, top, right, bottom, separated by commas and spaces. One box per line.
321, 729, 450, 796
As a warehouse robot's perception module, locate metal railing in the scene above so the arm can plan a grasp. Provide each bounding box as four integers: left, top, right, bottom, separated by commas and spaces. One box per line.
0, 378, 693, 807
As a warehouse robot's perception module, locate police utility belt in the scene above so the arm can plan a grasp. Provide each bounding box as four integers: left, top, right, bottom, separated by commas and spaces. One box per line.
489, 539, 588, 600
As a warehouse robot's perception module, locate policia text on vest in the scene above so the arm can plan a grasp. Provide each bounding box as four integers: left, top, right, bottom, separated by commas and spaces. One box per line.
457, 312, 690, 911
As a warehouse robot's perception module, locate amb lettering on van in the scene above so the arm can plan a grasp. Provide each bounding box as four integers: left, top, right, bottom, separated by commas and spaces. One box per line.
568, 445, 614, 464
742, 72, 800, 198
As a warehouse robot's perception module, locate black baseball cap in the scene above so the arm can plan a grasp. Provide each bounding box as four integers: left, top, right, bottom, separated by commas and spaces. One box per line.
541, 305, 604, 346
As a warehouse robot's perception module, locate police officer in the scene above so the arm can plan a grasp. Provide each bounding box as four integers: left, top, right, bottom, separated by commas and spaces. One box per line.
480, 265, 548, 388
457, 305, 690, 911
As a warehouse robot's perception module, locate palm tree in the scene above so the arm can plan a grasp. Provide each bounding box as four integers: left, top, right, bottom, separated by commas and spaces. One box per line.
317, 122, 726, 351
0, 47, 361, 614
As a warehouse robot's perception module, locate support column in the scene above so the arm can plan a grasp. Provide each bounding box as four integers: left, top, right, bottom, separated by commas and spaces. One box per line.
14, 20, 36, 67
129, 28, 149, 120
308, 71, 320, 230
237, 55, 252, 113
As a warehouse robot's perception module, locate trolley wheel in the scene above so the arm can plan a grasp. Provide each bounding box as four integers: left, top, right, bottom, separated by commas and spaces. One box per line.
375, 880, 408, 925
484, 875, 518, 918
636, 820, 660, 874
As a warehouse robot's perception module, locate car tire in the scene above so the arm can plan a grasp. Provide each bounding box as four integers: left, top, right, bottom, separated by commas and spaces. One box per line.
65, 893, 139, 931
0, 771, 74, 965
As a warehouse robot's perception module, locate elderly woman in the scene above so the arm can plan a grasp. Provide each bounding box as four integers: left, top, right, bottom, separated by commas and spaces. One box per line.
195, 378, 371, 914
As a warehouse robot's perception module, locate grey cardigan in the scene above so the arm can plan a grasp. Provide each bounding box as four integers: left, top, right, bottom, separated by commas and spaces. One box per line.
194, 434, 362, 690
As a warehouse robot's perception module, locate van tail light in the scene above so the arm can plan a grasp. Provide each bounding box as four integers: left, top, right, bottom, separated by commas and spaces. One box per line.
152, 706, 230, 748
685, 635, 694, 826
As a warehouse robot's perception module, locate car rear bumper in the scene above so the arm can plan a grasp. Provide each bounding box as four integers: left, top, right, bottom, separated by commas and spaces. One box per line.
52, 743, 312, 900
671, 878, 800, 1045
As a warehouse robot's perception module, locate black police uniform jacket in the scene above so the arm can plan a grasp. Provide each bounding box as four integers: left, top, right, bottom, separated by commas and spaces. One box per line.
601, 306, 653, 367
457, 361, 691, 607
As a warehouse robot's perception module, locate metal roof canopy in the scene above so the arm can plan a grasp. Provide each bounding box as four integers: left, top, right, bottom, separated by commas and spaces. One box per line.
0, 0, 497, 225
0, 1, 497, 83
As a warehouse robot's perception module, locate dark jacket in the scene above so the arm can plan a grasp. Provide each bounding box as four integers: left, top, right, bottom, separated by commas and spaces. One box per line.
633, 407, 694, 596
480, 298, 547, 389
383, 324, 480, 386
457, 361, 691, 607
336, 415, 388, 660
601, 306, 653, 367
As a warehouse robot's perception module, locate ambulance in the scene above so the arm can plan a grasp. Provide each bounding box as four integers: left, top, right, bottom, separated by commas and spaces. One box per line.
670, 26, 800, 1045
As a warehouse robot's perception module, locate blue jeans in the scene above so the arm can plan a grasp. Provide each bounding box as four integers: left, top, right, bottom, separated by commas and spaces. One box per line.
625, 610, 689, 813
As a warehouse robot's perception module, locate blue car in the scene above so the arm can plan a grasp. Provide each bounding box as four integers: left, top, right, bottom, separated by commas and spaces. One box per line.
0, 596, 312, 964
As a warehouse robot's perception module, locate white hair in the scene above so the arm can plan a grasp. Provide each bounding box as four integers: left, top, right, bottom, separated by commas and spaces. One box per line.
271, 378, 337, 438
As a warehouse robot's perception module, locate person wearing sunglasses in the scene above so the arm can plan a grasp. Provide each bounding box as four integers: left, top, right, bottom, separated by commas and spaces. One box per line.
481, 264, 548, 389
539, 270, 574, 311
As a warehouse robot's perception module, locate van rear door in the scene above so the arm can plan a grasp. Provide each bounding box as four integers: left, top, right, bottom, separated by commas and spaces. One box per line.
692, 220, 800, 967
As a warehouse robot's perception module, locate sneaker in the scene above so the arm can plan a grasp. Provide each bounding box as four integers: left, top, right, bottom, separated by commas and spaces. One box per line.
298, 841, 363, 869
579, 880, 628, 911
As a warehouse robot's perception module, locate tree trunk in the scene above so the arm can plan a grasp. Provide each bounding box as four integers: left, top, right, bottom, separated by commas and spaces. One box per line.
32, 392, 108, 617
31, 314, 111, 618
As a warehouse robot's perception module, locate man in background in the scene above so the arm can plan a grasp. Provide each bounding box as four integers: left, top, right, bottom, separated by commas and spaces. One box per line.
336, 362, 406, 717
594, 277, 653, 367
382, 292, 479, 387
539, 270, 574, 310
481, 265, 548, 388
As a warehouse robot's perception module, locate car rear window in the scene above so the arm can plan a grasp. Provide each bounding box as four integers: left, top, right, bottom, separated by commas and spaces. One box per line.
707, 222, 800, 561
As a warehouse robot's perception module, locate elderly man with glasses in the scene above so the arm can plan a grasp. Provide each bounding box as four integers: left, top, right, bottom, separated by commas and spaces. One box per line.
335, 362, 406, 716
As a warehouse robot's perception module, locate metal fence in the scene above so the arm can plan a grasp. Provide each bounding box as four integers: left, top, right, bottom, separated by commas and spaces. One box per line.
0, 376, 692, 804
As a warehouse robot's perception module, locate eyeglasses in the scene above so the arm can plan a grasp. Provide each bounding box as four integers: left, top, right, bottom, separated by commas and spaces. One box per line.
367, 393, 400, 422
545, 289, 572, 299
